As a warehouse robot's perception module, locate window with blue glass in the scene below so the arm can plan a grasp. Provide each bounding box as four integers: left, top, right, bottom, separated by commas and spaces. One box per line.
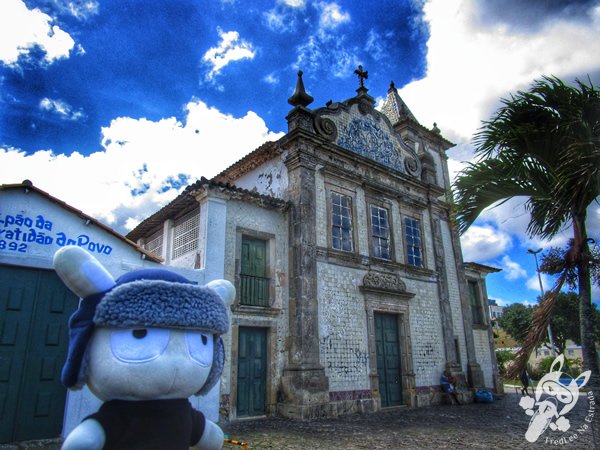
404, 217, 422, 267
331, 191, 353, 252
370, 205, 391, 260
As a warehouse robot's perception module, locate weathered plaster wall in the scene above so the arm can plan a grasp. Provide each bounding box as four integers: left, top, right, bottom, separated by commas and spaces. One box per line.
221, 198, 289, 406
233, 158, 289, 199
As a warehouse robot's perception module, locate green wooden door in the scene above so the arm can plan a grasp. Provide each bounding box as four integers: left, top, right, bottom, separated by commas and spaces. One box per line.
237, 327, 267, 417
374, 312, 402, 407
0, 266, 78, 443
240, 238, 268, 306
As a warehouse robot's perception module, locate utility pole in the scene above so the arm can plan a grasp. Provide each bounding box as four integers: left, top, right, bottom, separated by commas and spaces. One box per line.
528, 248, 557, 356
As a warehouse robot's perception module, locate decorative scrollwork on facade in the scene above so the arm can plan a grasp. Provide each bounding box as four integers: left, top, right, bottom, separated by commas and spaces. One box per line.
314, 115, 338, 141
404, 154, 420, 176
361, 271, 407, 293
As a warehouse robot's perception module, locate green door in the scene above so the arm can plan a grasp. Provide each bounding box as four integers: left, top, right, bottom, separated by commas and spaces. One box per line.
0, 266, 78, 443
237, 327, 267, 417
240, 238, 268, 306
374, 312, 402, 407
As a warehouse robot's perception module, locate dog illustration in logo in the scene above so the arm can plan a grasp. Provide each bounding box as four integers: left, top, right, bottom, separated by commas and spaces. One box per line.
520, 354, 591, 443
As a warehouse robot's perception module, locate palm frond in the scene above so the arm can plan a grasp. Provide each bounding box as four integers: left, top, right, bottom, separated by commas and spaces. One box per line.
506, 271, 568, 380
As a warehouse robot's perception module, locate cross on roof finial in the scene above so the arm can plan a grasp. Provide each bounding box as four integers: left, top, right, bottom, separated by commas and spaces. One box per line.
354, 65, 368, 88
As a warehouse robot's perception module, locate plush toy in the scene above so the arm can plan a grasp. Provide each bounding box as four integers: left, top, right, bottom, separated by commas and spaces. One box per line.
54, 246, 234, 450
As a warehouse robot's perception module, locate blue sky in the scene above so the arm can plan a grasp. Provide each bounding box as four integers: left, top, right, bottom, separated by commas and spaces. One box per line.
1, 0, 599, 306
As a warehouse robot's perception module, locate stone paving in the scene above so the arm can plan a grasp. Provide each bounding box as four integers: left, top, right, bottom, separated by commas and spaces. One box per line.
223, 392, 599, 450
2, 392, 597, 449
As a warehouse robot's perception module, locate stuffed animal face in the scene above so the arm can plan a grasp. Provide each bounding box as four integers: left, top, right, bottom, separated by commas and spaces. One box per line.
86, 328, 215, 401
53, 245, 235, 400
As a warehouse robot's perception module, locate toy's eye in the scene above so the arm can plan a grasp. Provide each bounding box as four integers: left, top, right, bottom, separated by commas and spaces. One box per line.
111, 328, 170, 363
185, 331, 214, 367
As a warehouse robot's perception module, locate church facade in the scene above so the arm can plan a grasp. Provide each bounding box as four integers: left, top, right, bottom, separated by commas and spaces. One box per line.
127, 70, 500, 420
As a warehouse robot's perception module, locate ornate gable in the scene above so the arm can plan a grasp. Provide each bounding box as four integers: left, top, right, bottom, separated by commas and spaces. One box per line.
311, 91, 421, 179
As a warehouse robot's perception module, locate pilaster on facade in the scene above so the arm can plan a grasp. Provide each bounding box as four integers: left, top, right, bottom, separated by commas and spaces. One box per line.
279, 135, 330, 419
449, 221, 486, 388
430, 217, 459, 367
194, 190, 228, 280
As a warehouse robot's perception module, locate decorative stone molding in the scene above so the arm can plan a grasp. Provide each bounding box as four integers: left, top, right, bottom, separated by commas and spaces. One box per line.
359, 270, 415, 299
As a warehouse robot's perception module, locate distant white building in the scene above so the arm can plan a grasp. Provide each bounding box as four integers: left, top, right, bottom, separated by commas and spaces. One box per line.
488, 299, 504, 324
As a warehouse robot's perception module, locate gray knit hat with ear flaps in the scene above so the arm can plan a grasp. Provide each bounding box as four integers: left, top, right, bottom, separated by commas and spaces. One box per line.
63, 268, 229, 396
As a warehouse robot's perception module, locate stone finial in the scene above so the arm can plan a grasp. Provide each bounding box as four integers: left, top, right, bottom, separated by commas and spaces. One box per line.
287, 70, 314, 108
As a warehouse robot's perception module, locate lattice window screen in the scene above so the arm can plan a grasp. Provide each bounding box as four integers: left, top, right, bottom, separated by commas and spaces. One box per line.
145, 230, 163, 258
172, 211, 199, 259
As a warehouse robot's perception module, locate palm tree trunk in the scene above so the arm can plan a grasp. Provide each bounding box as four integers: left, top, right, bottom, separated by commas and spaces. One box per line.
574, 215, 600, 382
573, 215, 600, 447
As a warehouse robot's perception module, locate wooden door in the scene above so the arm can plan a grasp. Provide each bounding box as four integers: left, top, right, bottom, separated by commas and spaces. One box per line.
374, 312, 402, 407
236, 327, 267, 417
240, 238, 268, 306
0, 266, 77, 443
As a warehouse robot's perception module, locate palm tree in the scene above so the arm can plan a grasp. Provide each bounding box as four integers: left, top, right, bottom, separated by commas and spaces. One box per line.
453, 76, 600, 383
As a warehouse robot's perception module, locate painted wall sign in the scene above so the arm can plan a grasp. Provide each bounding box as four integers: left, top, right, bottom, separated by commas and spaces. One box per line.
0, 212, 113, 255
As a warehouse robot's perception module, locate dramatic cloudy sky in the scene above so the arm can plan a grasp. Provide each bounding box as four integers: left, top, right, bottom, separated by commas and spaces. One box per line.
1, 0, 599, 305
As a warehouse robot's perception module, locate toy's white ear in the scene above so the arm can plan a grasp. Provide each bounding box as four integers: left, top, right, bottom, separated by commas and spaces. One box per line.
53, 246, 116, 298
206, 279, 235, 307
550, 354, 565, 374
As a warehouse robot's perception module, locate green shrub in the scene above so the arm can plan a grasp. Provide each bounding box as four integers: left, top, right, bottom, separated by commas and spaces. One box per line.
496, 349, 515, 375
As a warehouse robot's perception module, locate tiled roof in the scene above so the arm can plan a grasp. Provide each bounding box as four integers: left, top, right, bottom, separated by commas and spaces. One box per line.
464, 261, 501, 274
213, 141, 280, 184
126, 175, 288, 242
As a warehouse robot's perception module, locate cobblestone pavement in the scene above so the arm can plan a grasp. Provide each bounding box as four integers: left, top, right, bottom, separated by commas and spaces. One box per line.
2, 392, 597, 449
223, 392, 599, 450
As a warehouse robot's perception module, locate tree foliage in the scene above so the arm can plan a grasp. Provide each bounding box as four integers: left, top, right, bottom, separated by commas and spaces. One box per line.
547, 292, 600, 352
540, 241, 600, 290
452, 75, 600, 380
497, 294, 600, 354
495, 349, 515, 375
498, 303, 534, 343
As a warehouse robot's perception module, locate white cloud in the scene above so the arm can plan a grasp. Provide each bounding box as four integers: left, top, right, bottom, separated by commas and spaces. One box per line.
0, 0, 76, 66
317, 2, 350, 29
51, 0, 99, 20
0, 100, 284, 231
202, 28, 255, 81
400, 0, 600, 141
460, 224, 512, 262
264, 9, 288, 32
40, 97, 86, 121
279, 0, 305, 7
500, 255, 527, 280
295, 33, 358, 78
492, 297, 510, 306
365, 29, 385, 60
526, 272, 554, 295
263, 73, 279, 85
